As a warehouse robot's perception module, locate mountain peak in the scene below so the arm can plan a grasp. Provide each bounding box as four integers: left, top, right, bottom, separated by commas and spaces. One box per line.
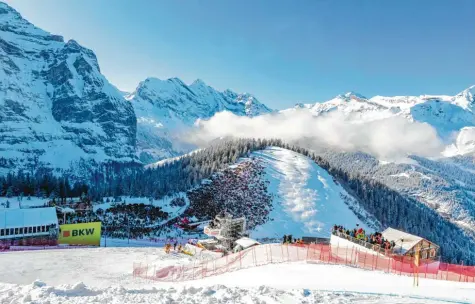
0, 2, 19, 17
458, 85, 475, 100
0, 1, 63, 42
191, 78, 207, 87
342, 91, 367, 100
452, 85, 475, 110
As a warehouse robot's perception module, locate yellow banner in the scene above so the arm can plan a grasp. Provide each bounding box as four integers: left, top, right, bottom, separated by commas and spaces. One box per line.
58, 222, 101, 246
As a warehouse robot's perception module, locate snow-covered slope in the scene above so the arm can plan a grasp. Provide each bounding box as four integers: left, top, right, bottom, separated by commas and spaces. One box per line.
290, 87, 475, 144
0, 2, 137, 173
0, 247, 473, 303
249, 147, 378, 238
127, 78, 272, 163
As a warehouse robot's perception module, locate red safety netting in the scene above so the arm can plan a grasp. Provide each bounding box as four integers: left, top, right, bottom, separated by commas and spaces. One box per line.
133, 243, 475, 283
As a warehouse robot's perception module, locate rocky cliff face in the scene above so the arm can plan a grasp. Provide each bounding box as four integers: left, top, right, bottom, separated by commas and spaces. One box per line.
126, 77, 272, 163
0, 2, 137, 173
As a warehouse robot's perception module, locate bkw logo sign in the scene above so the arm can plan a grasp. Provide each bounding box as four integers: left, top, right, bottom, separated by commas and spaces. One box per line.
62, 228, 95, 237
58, 222, 101, 246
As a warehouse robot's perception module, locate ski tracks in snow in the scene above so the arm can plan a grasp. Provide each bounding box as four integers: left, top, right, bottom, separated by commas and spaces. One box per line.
252, 147, 372, 238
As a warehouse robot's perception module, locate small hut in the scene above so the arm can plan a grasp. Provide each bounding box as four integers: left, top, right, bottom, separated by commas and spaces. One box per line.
382, 228, 439, 260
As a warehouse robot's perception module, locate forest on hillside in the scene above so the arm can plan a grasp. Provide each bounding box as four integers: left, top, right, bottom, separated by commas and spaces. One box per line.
1, 138, 474, 264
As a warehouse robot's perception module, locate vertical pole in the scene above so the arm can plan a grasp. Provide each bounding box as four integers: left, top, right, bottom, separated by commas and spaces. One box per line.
374, 252, 378, 270
363, 251, 367, 269
270, 244, 273, 263
387, 255, 391, 273
437, 258, 440, 281
400, 255, 403, 276
286, 243, 290, 262
306, 244, 310, 261
281, 244, 284, 263
266, 244, 269, 263
345, 245, 348, 265
239, 251, 242, 269
226, 254, 229, 272
424, 259, 429, 279
334, 242, 339, 263
459, 261, 463, 282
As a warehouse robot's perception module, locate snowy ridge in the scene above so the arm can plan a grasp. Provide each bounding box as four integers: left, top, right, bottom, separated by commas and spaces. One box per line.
145, 149, 203, 169
128, 77, 272, 163
249, 147, 378, 238
289, 86, 475, 145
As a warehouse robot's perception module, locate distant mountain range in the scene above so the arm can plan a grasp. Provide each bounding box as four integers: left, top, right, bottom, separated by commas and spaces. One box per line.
286, 88, 475, 156
0, 0, 473, 172
0, 2, 271, 171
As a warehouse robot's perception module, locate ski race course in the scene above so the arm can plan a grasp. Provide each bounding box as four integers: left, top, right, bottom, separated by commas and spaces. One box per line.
1, 245, 475, 304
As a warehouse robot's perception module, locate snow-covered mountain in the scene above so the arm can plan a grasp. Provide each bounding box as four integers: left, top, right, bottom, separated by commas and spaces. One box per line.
0, 2, 137, 173
126, 77, 272, 163
0, 2, 273, 170
289, 86, 475, 148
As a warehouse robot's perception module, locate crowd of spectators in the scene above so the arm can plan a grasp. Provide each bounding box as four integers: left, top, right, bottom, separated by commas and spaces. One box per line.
333, 224, 396, 251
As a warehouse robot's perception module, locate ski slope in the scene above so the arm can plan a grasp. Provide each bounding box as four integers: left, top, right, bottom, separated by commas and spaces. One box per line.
250, 147, 377, 239
0, 247, 474, 303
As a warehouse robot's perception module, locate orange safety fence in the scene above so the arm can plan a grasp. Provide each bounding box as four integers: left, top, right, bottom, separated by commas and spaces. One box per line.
132, 243, 475, 283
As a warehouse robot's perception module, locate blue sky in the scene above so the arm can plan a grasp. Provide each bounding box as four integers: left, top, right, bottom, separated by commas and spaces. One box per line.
5, 0, 475, 109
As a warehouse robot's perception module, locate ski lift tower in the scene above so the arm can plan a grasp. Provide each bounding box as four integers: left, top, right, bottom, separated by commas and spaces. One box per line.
203, 212, 247, 251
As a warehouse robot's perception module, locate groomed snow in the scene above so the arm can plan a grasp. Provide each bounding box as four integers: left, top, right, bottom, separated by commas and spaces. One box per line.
250, 147, 374, 239
0, 197, 48, 209
0, 247, 473, 303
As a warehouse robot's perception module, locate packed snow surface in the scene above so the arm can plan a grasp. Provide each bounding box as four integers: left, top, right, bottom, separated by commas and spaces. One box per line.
0, 247, 474, 303
250, 147, 374, 239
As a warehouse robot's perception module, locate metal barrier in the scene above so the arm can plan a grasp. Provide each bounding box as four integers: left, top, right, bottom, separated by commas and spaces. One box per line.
133, 243, 475, 283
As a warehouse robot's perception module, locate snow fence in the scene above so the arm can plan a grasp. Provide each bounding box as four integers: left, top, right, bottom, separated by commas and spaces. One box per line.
133, 243, 475, 283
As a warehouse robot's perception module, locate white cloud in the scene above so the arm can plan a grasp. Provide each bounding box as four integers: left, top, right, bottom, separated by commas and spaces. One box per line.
184, 110, 445, 161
